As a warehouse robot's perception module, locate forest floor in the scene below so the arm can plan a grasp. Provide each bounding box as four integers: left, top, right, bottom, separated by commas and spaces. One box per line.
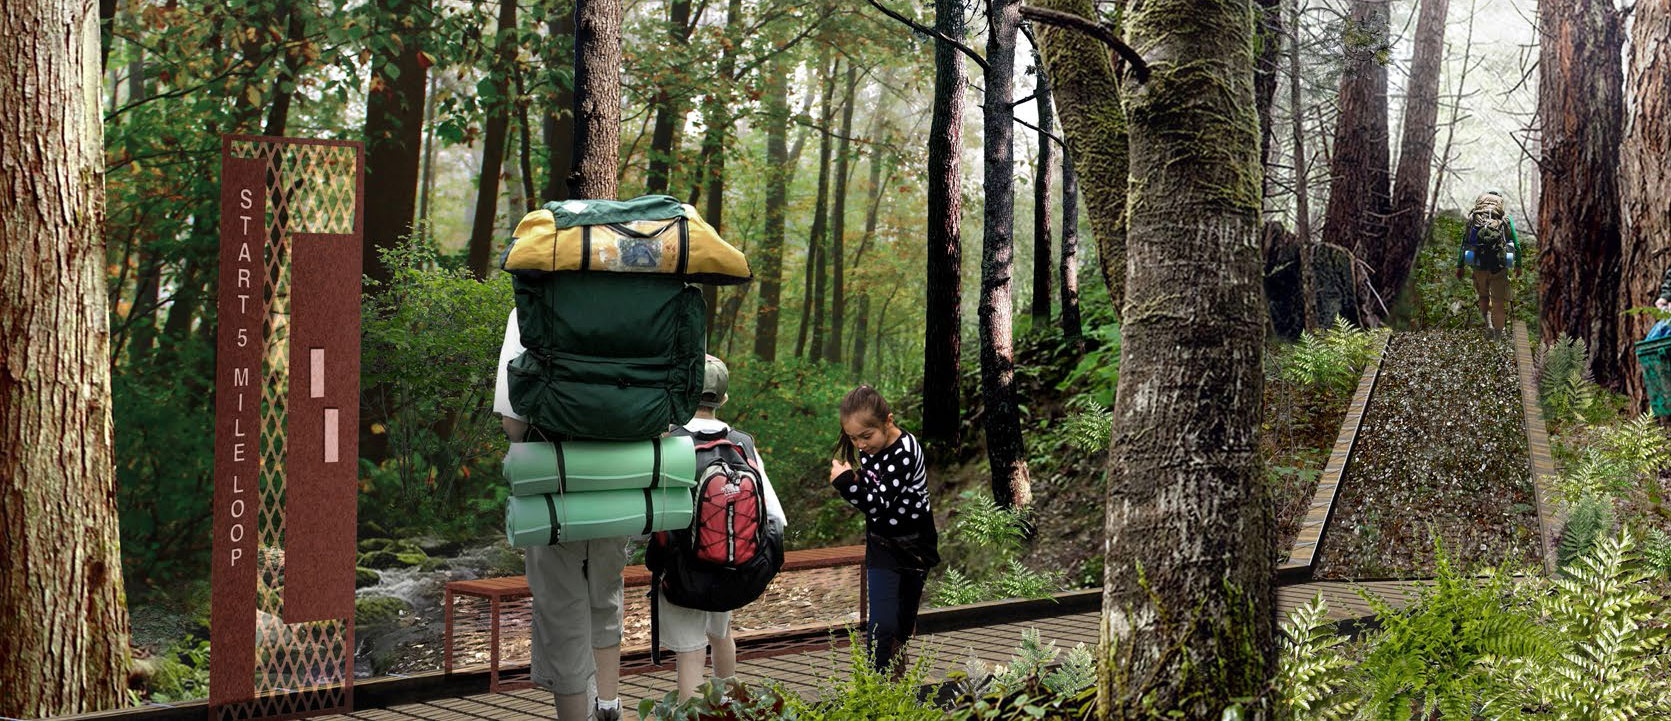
1314, 329, 1541, 578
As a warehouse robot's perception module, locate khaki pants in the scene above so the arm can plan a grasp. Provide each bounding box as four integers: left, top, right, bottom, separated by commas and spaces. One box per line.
1473, 269, 1510, 330
527, 538, 628, 695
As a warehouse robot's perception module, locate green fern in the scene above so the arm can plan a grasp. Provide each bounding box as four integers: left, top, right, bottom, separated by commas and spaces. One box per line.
932, 567, 986, 607
1277, 594, 1357, 719
1557, 495, 1614, 569
1059, 394, 1113, 453
1538, 334, 1601, 424
1644, 529, 1671, 578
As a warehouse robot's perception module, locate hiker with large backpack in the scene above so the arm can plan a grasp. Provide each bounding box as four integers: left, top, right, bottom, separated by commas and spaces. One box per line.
648, 354, 786, 701
1454, 189, 1524, 338
828, 385, 940, 676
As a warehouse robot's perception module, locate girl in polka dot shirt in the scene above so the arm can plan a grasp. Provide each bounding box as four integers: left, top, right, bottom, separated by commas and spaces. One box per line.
828, 385, 940, 675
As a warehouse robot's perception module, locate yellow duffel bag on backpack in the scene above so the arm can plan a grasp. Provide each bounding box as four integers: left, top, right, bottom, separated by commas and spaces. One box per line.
502, 197, 751, 285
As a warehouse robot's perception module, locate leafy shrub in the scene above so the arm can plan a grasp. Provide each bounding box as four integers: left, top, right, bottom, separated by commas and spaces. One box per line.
1555, 414, 1671, 503
1277, 595, 1356, 719
931, 492, 1065, 606
949, 629, 1095, 720
637, 676, 792, 720
1644, 529, 1671, 579
786, 634, 942, 720
1058, 394, 1112, 453
135, 639, 212, 703
1557, 495, 1613, 569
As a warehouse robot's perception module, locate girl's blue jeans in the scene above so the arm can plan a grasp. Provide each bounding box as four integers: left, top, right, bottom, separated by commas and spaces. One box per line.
866, 566, 927, 674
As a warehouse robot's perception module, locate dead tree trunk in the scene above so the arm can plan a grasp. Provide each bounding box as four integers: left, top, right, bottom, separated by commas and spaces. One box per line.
1319, 0, 1390, 325
979, 0, 1032, 509
922, 0, 966, 447
753, 57, 791, 362
1033, 0, 1127, 311
1098, 0, 1274, 713
1538, 0, 1623, 388
568, 0, 623, 200
1379, 0, 1448, 306
1617, 0, 1670, 409
0, 0, 132, 714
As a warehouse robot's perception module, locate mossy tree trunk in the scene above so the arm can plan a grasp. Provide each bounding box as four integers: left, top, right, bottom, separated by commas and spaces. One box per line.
1617, 0, 1671, 410
980, 0, 1033, 509
922, 0, 966, 447
1538, 0, 1624, 389
1033, 0, 1128, 313
1319, 0, 1390, 325
1098, 0, 1274, 714
0, 0, 132, 714
753, 57, 791, 362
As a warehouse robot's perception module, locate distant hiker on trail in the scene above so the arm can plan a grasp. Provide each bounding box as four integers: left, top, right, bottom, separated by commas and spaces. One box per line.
1454, 189, 1523, 338
829, 386, 939, 676
494, 308, 628, 721
654, 354, 787, 701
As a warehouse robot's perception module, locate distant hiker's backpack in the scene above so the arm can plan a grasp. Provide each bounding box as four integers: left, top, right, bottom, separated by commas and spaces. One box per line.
646, 427, 783, 661
1465, 194, 1511, 271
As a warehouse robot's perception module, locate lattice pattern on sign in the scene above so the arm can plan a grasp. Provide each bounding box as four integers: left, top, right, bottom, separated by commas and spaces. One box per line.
231, 141, 357, 236
445, 562, 865, 693
217, 138, 353, 721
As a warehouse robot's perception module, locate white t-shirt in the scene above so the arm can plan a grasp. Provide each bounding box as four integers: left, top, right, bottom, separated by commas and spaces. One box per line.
493, 309, 787, 530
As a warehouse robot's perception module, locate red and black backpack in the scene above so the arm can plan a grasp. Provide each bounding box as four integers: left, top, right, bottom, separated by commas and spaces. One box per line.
647, 427, 784, 661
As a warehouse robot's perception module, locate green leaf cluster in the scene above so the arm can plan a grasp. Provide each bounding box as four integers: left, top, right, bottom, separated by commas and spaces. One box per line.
1276, 318, 1383, 396
931, 492, 1065, 607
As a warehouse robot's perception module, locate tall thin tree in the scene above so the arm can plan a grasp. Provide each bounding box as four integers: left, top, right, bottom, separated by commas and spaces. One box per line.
1377, 0, 1449, 306
1097, 0, 1273, 713
827, 64, 859, 363
467, 0, 520, 278
360, 0, 431, 287
753, 57, 792, 361
645, 0, 693, 195
798, 56, 838, 360
0, 0, 132, 714
543, 0, 576, 202
568, 0, 623, 200
922, 0, 967, 447
1059, 150, 1083, 340
1028, 33, 1055, 327
1290, 0, 1318, 331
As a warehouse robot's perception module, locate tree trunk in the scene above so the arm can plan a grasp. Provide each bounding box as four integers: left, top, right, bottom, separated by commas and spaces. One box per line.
1427, 0, 1478, 243
852, 293, 872, 377
543, 0, 576, 203
1030, 38, 1054, 327
568, 0, 622, 200
1060, 150, 1082, 339
645, 0, 692, 196
1379, 0, 1448, 307
417, 72, 439, 223
922, 0, 966, 447
698, 0, 744, 337
798, 56, 837, 361
980, 0, 1032, 509
1034, 0, 1127, 311
827, 64, 858, 363
753, 57, 791, 362
1319, 0, 1390, 325
262, 0, 308, 138
1616, 0, 1668, 409
1290, 0, 1317, 331
360, 0, 430, 287
1254, 0, 1282, 195
467, 0, 518, 279
1539, 0, 1624, 389
0, 0, 132, 714
1098, 0, 1273, 714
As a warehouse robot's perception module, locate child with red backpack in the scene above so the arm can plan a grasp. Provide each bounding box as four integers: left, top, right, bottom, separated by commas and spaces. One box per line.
829, 385, 940, 676
651, 355, 785, 701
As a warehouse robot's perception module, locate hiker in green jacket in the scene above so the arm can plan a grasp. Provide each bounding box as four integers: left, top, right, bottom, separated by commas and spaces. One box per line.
1453, 189, 1522, 338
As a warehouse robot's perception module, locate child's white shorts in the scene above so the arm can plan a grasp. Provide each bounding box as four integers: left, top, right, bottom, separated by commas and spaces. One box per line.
658, 599, 732, 653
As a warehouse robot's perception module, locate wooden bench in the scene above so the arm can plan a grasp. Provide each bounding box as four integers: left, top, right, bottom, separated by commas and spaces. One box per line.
443, 545, 867, 692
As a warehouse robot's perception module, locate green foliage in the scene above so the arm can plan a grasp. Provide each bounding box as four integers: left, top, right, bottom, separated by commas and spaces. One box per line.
784, 633, 943, 720
1056, 321, 1121, 407
1555, 414, 1671, 503
359, 230, 512, 538
1483, 529, 1671, 717
1276, 318, 1383, 396
1277, 595, 1356, 719
1558, 495, 1614, 570
949, 629, 1095, 721
1538, 334, 1604, 425
1058, 394, 1113, 453
138, 639, 212, 703
637, 676, 792, 720
931, 492, 1066, 606
1644, 529, 1671, 579
1350, 540, 1549, 719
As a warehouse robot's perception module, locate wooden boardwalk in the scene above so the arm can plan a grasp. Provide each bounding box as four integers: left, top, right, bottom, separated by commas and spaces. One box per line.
310, 580, 1421, 721
1513, 321, 1564, 574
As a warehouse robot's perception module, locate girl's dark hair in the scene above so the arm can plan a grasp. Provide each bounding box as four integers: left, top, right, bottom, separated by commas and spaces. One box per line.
834, 385, 893, 466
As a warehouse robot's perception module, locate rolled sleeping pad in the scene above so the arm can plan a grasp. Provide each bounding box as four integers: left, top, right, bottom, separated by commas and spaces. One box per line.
505, 487, 695, 547
503, 436, 697, 496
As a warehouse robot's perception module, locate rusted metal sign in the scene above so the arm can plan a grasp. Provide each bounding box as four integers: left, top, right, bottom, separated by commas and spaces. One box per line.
213, 135, 363, 721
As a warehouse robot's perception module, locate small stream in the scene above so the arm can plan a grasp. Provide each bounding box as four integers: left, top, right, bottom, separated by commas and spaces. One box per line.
353, 538, 525, 678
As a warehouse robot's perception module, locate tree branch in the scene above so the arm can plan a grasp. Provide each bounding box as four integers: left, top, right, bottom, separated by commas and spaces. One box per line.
1014, 115, 1066, 148
864, 0, 990, 73
1019, 5, 1150, 83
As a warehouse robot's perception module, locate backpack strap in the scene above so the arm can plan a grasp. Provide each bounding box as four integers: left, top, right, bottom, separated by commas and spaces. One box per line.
650, 438, 662, 489
579, 226, 592, 271
544, 493, 560, 546
642, 488, 655, 536
675, 218, 690, 277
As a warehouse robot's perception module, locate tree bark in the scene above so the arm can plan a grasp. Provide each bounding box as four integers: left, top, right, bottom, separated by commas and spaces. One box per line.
1427, 0, 1478, 243
360, 0, 430, 287
1319, 0, 1390, 325
0, 0, 132, 714
1379, 0, 1448, 307
1616, 0, 1669, 409
645, 0, 693, 196
1033, 0, 1127, 312
568, 0, 623, 200
1060, 149, 1083, 340
1290, 0, 1317, 331
827, 64, 858, 363
798, 56, 837, 361
467, 0, 519, 278
698, 0, 744, 336
1029, 35, 1054, 327
543, 0, 576, 203
1254, 0, 1282, 194
1098, 0, 1273, 714
922, 0, 966, 447
753, 57, 791, 362
980, 0, 1032, 509
1539, 0, 1624, 389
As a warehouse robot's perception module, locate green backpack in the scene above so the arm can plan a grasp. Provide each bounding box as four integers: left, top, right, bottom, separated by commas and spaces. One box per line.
506, 272, 705, 441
